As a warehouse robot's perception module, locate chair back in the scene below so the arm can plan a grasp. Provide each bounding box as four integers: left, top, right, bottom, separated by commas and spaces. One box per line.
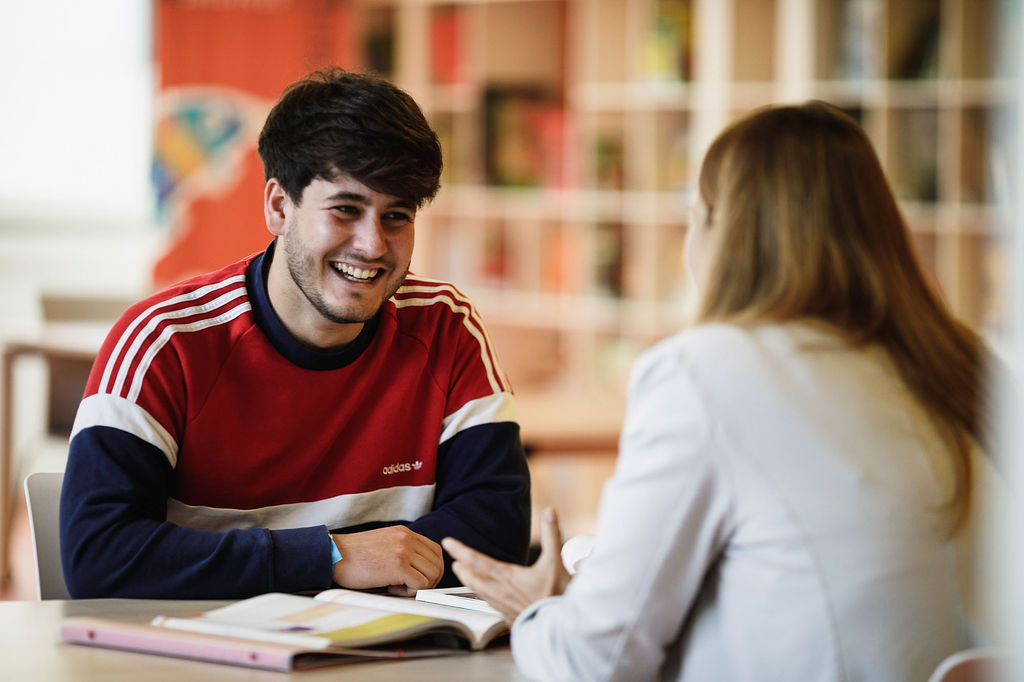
22, 471, 69, 600
927, 649, 1011, 682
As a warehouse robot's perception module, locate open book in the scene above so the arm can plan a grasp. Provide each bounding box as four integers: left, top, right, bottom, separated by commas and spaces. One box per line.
415, 585, 502, 616
60, 588, 509, 671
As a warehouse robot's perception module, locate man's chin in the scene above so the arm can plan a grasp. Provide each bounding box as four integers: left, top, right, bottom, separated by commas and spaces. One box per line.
319, 297, 387, 326
320, 276, 404, 324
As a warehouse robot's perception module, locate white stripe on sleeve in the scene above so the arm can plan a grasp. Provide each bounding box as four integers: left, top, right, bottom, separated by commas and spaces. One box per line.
100, 275, 246, 394
440, 392, 517, 445
71, 393, 179, 468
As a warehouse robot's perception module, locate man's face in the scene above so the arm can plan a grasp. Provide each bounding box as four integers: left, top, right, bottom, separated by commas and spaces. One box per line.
265, 173, 416, 349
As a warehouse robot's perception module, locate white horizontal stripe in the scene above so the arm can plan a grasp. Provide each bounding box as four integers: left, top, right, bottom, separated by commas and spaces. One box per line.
100, 275, 246, 394
393, 293, 503, 393
165, 484, 437, 532
440, 392, 517, 445
71, 393, 179, 468
126, 301, 252, 402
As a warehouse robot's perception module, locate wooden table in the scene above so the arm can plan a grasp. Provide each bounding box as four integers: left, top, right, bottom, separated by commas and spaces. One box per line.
0, 598, 527, 680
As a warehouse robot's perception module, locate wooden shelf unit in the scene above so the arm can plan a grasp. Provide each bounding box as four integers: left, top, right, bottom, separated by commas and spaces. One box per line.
350, 0, 1009, 396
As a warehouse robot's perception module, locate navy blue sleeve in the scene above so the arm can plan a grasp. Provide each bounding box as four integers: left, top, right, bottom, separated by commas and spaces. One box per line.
60, 426, 334, 599
406, 421, 531, 587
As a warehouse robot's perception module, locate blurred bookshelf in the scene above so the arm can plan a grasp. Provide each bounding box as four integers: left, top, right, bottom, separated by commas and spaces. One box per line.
345, 0, 1011, 466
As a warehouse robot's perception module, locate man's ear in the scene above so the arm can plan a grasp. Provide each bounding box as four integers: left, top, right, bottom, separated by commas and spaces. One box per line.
264, 178, 290, 236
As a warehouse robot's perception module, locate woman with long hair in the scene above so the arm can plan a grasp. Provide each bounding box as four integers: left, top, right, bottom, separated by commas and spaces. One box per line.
444, 101, 991, 681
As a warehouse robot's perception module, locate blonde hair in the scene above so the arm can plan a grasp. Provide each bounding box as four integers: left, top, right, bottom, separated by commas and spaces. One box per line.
696, 101, 985, 528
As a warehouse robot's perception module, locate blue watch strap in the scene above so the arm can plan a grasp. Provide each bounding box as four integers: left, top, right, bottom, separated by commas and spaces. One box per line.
329, 532, 342, 565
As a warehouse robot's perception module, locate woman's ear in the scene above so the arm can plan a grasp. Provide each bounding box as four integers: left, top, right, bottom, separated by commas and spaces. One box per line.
685, 196, 712, 291
264, 178, 290, 236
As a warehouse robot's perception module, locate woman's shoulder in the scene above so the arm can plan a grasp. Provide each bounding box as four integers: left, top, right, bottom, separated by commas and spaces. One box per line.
653, 321, 740, 348
634, 321, 851, 386
628, 323, 756, 391
650, 319, 845, 354
640, 322, 768, 364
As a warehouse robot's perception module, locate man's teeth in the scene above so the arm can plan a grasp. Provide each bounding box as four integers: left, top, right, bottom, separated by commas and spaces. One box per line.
333, 263, 380, 281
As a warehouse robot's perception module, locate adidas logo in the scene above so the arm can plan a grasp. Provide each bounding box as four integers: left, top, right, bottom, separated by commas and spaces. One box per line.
382, 460, 424, 475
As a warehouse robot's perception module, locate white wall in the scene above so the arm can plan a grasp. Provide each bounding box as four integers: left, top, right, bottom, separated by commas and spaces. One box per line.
995, 4, 1024, 670
0, 0, 160, 330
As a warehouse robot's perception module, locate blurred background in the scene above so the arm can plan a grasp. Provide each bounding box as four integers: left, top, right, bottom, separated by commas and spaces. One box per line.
0, 0, 1021, 647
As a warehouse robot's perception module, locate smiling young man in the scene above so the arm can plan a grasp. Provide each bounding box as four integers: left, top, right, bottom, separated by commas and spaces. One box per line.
59, 68, 531, 599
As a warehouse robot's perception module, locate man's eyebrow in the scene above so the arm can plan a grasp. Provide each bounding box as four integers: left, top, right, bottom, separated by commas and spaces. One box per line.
325, 191, 369, 204
388, 199, 418, 211
324, 192, 416, 211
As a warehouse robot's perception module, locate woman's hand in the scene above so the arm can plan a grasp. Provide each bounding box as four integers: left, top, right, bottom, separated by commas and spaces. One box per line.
442, 507, 571, 624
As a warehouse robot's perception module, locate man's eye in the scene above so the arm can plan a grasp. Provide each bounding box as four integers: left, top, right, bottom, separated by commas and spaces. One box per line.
332, 205, 360, 216
385, 212, 414, 223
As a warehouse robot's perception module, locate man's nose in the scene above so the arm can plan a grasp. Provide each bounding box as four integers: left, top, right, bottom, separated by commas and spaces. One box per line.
351, 215, 387, 258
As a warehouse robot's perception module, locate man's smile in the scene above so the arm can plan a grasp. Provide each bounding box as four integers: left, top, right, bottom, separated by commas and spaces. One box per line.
331, 261, 384, 283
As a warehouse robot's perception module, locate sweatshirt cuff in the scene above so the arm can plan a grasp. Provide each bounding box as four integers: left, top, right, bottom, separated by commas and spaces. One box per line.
268, 526, 334, 592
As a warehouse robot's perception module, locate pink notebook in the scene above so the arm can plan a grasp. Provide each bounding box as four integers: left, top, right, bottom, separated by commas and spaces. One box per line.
60, 617, 453, 671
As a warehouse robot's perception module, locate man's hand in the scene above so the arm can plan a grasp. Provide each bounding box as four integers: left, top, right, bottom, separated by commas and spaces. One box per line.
442, 507, 570, 624
331, 526, 444, 596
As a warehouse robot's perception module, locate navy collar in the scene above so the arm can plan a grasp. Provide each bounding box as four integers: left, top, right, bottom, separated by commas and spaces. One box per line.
246, 240, 380, 371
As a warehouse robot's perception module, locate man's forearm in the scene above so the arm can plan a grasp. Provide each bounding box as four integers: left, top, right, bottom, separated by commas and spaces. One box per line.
61, 427, 333, 598
408, 421, 532, 585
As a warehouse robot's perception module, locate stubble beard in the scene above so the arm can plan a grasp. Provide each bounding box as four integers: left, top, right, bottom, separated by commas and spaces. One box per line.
281, 233, 407, 325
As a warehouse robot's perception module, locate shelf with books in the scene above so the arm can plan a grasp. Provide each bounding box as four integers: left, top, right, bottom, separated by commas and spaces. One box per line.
574, 0, 630, 84
430, 110, 479, 189
591, 220, 626, 298
652, 220, 691, 304
571, 80, 696, 111
428, 4, 464, 87
732, 0, 776, 82
909, 231, 939, 287
884, 0, 940, 80
396, 0, 1008, 397
815, 0, 876, 81
637, 109, 693, 194
425, 184, 684, 228
959, 0, 1000, 80
361, 0, 1013, 550
643, 0, 696, 82
424, 83, 478, 114
361, 3, 398, 77
731, 83, 784, 111
483, 84, 565, 188
959, 105, 997, 204
586, 116, 627, 191
955, 229, 1007, 335
574, 0, 695, 85
885, 106, 941, 202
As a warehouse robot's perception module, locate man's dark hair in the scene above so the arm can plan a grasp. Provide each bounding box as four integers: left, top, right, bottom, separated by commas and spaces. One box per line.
257, 67, 442, 207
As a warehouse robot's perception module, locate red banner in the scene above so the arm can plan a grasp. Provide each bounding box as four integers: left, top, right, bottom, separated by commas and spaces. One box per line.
152, 0, 358, 286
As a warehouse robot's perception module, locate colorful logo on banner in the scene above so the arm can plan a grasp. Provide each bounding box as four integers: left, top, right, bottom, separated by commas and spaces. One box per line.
152, 87, 269, 230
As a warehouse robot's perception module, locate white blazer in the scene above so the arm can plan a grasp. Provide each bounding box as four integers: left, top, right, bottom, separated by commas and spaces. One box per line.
512, 322, 990, 682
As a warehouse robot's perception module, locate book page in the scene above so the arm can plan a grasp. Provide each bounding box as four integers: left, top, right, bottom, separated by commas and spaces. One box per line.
153, 593, 436, 649
415, 586, 502, 616
314, 589, 508, 647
